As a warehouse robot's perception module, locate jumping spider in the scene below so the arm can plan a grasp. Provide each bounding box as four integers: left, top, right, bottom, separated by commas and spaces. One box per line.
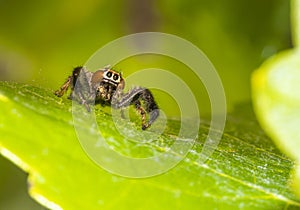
55, 66, 159, 130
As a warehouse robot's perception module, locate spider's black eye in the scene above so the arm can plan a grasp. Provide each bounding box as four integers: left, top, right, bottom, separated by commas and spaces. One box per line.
106, 71, 112, 78
113, 74, 119, 81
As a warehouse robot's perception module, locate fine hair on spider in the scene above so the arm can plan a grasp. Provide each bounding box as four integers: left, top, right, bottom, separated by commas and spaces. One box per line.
55, 65, 159, 130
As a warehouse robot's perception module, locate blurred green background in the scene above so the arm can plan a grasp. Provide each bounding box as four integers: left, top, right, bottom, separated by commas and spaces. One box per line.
0, 0, 291, 209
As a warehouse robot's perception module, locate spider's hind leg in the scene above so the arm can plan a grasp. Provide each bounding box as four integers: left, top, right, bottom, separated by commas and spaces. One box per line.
134, 100, 148, 130
138, 88, 159, 130
114, 87, 159, 130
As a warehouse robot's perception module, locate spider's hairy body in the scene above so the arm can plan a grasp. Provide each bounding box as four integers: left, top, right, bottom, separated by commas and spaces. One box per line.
55, 66, 159, 130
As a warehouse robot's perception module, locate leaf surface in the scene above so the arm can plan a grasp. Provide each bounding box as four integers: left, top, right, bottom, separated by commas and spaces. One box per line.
0, 82, 299, 210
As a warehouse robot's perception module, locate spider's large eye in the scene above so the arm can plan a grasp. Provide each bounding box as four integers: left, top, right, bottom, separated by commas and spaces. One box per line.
106, 71, 112, 78
113, 74, 119, 81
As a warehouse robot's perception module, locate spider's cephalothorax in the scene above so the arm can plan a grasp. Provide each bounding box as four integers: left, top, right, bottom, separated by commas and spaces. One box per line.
55, 66, 159, 130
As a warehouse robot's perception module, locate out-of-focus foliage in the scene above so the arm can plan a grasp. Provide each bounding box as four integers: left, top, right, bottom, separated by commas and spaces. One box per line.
0, 156, 43, 209
0, 0, 291, 112
252, 0, 300, 198
0, 0, 292, 209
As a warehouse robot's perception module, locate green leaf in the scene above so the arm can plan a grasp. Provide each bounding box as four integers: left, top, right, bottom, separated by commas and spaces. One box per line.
292, 0, 300, 46
252, 48, 300, 200
0, 81, 299, 210
252, 0, 300, 199
252, 50, 300, 160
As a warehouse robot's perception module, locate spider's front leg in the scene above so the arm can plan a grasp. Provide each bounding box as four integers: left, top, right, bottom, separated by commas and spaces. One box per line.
112, 87, 159, 130
55, 66, 94, 112
54, 76, 72, 97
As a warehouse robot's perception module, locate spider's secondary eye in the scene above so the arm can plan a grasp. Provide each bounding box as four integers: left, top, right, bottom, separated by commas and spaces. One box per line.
113, 74, 119, 81
106, 71, 112, 78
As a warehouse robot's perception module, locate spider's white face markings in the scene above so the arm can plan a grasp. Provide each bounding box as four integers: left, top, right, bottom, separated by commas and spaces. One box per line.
103, 70, 121, 84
